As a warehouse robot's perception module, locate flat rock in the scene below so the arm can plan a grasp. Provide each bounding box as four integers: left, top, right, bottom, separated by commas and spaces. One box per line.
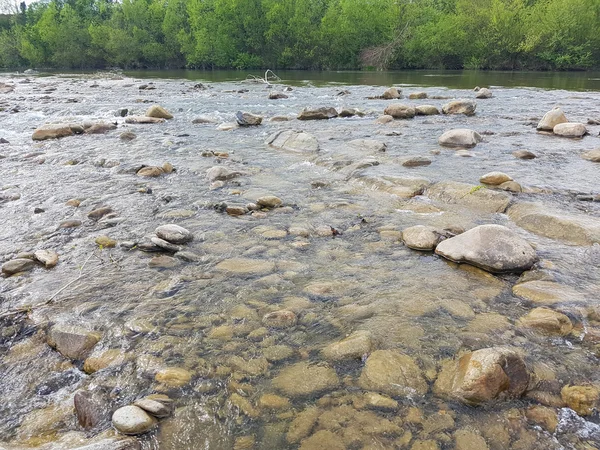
137, 166, 164, 177
112, 405, 157, 435
33, 249, 59, 268
125, 116, 165, 124
513, 149, 536, 159
434, 347, 529, 405
415, 105, 440, 115
537, 107, 568, 131
47, 325, 101, 360
553, 122, 587, 138
2, 258, 37, 275
442, 100, 476, 115
479, 171, 513, 185
236, 111, 263, 126
272, 362, 339, 397
85, 122, 117, 134
74, 389, 111, 430
150, 237, 181, 252
321, 330, 373, 361
155, 224, 193, 244
402, 156, 432, 167
581, 149, 600, 162
517, 307, 573, 336
438, 129, 482, 148
508, 202, 600, 245
206, 166, 242, 182
215, 258, 275, 274
266, 130, 319, 153
402, 225, 444, 251
146, 105, 173, 119
383, 103, 415, 119
512, 280, 585, 305
133, 398, 172, 418
435, 224, 536, 273
358, 350, 428, 396
427, 181, 511, 213
32, 125, 74, 141
297, 107, 338, 120
348, 139, 386, 152
148, 255, 179, 268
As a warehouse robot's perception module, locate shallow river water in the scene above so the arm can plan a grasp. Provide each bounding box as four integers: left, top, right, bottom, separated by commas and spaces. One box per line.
0, 71, 600, 450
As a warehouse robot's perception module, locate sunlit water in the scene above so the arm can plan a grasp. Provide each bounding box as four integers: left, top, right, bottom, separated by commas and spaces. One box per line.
0, 70, 599, 449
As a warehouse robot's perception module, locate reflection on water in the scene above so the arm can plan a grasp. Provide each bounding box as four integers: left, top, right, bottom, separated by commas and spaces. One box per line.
0, 71, 599, 449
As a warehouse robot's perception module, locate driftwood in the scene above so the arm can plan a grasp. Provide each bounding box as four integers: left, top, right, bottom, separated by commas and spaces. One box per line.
241, 69, 281, 85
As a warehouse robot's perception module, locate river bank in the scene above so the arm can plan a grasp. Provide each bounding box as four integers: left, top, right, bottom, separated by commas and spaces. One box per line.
0, 72, 600, 449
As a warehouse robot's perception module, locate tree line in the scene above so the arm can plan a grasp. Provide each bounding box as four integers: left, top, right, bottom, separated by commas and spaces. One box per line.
0, 0, 598, 71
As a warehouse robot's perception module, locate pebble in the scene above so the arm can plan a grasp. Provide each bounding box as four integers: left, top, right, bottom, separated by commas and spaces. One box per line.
133, 398, 172, 418
112, 405, 157, 435
155, 224, 193, 244
151, 237, 182, 252
512, 149, 536, 159
59, 219, 82, 228
95, 236, 117, 248
256, 196, 283, 208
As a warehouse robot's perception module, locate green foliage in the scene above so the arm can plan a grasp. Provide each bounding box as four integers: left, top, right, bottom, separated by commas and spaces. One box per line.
0, 0, 597, 69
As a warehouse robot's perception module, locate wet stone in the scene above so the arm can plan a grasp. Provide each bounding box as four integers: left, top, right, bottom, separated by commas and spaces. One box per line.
272, 362, 339, 397
513, 149, 536, 159
155, 224, 193, 244
561, 385, 600, 416
155, 368, 192, 387
442, 100, 477, 115
146, 105, 173, 119
96, 236, 117, 248
321, 330, 373, 361
112, 405, 157, 435
358, 350, 428, 396
59, 219, 82, 228
517, 307, 573, 336
74, 389, 111, 430
262, 310, 297, 328
134, 398, 172, 418
47, 325, 101, 360
2, 258, 37, 275
148, 255, 179, 268
151, 237, 182, 252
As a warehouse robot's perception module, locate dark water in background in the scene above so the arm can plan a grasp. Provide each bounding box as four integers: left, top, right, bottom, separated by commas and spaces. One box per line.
115, 69, 600, 91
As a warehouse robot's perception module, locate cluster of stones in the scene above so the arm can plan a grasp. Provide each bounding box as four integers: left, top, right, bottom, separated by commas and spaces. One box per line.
536, 107, 588, 138
1, 249, 59, 276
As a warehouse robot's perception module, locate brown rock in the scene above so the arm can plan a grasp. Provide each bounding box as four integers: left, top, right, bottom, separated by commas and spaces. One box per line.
358, 350, 428, 396
47, 325, 101, 360
517, 307, 572, 336
146, 105, 173, 119
561, 385, 600, 416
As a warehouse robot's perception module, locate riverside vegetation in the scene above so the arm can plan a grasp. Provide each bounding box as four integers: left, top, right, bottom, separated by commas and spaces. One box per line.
1, 72, 600, 449
0, 0, 599, 70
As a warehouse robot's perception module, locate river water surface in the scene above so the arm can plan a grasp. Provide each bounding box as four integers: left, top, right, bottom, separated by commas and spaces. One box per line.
0, 70, 600, 450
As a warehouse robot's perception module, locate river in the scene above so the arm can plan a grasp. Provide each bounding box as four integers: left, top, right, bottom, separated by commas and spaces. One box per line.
0, 70, 599, 450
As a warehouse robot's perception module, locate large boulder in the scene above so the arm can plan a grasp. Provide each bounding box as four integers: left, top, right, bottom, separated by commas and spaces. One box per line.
47, 325, 102, 360
358, 350, 428, 396
146, 105, 173, 119
508, 203, 600, 245
435, 224, 537, 273
442, 100, 476, 116
266, 130, 319, 153
537, 107, 568, 131
438, 129, 482, 148
553, 122, 587, 138
434, 347, 529, 405
297, 107, 338, 120
427, 181, 511, 213
383, 104, 415, 119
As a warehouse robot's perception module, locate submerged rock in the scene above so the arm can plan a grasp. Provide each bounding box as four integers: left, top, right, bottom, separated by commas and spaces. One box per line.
434, 347, 529, 405
537, 107, 568, 131
358, 350, 428, 396
74, 389, 111, 430
272, 362, 339, 397
125, 116, 165, 124
47, 325, 101, 360
112, 405, 157, 435
517, 307, 573, 336
321, 330, 373, 361
438, 129, 482, 148
266, 130, 319, 153
513, 149, 537, 159
402, 225, 445, 251
435, 224, 537, 273
262, 310, 297, 328
427, 181, 511, 213
348, 139, 387, 152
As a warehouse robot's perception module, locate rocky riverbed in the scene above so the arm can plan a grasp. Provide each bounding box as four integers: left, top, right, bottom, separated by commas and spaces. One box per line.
0, 72, 600, 450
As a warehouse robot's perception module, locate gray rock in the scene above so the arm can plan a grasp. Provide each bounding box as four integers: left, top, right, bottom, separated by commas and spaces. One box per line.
151, 237, 182, 253
348, 139, 386, 152
537, 107, 568, 131
155, 224, 193, 244
438, 129, 482, 148
74, 389, 111, 430
402, 157, 432, 167
33, 249, 59, 268
266, 130, 319, 153
112, 405, 157, 435
133, 398, 172, 418
435, 224, 537, 273
2, 258, 37, 275
427, 181, 511, 213
206, 166, 241, 182
402, 225, 444, 251
415, 105, 440, 115
442, 100, 476, 115
383, 103, 415, 119
269, 91, 288, 99
297, 107, 338, 120
475, 88, 492, 99
47, 325, 101, 360
382, 87, 402, 99
235, 111, 263, 126
553, 122, 587, 138
512, 150, 536, 159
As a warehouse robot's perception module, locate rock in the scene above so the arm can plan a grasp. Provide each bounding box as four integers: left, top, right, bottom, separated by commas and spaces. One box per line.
402, 225, 444, 251
133, 398, 172, 418
258, 393, 290, 410
409, 92, 428, 99
226, 206, 247, 216
403, 156, 432, 167
442, 100, 476, 115
33, 249, 59, 268
216, 258, 275, 274
561, 385, 600, 416
236, 111, 263, 126
454, 429, 489, 450
358, 350, 428, 396
287, 407, 321, 444
438, 129, 482, 148
47, 325, 101, 360
338, 107, 363, 117
415, 105, 440, 115
266, 130, 319, 153
537, 107, 568, 131
217, 122, 239, 131
96, 236, 117, 248
137, 166, 164, 177
148, 255, 179, 268
513, 280, 585, 305
85, 122, 117, 134
155, 367, 192, 387
59, 219, 82, 228
512, 149, 536, 159
508, 202, 600, 245
348, 139, 387, 152
83, 348, 126, 373
321, 330, 373, 361
434, 347, 529, 405
71, 438, 141, 450
582, 149, 600, 162
32, 124, 74, 141
151, 237, 181, 252
125, 116, 165, 124
382, 87, 402, 99
297, 107, 338, 120
269, 91, 288, 99
74, 389, 110, 430
146, 105, 173, 119
517, 307, 572, 336
299, 430, 345, 450
553, 122, 587, 138
0, 138, 9, 144
475, 88, 492, 99
411, 440, 440, 450
479, 171, 513, 185
354, 392, 398, 411
525, 406, 558, 434
435, 224, 536, 273
206, 166, 241, 182
383, 103, 415, 119
192, 115, 217, 124
263, 310, 297, 328
272, 362, 339, 397
427, 181, 511, 213
155, 224, 193, 244
375, 115, 394, 124
257, 195, 283, 208
112, 405, 157, 435
2, 258, 37, 275
88, 206, 113, 220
